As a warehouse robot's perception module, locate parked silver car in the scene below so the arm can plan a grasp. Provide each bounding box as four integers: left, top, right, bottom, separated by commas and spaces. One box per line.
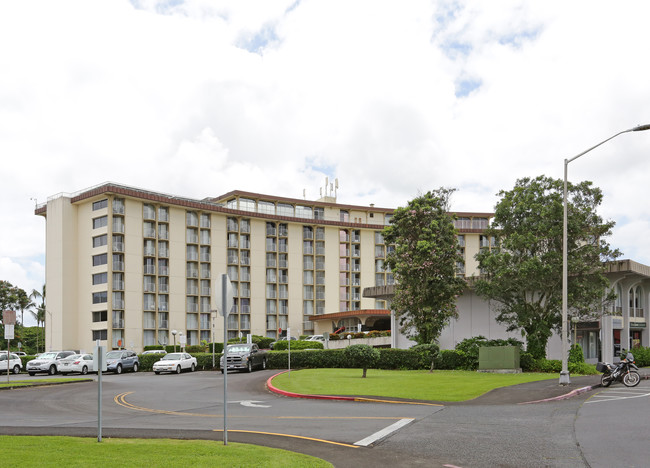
26, 351, 75, 376
105, 350, 139, 374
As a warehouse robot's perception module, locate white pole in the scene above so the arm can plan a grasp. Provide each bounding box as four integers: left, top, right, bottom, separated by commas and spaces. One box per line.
560, 124, 650, 385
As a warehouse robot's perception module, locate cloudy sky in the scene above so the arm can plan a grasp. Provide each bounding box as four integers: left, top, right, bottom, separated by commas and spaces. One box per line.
2, 0, 650, 325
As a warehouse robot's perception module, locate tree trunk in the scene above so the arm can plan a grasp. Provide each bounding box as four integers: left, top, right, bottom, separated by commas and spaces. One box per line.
362, 367, 367, 378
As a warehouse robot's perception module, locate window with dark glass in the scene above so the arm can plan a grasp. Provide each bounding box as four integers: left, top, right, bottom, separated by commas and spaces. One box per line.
92, 272, 108, 285
92, 199, 108, 211
92, 291, 108, 304
93, 234, 107, 248
92, 254, 108, 266
93, 216, 108, 229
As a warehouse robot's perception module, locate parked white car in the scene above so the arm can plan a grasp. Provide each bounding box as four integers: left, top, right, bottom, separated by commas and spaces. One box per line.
153, 352, 197, 374
26, 351, 76, 376
306, 335, 326, 343
0, 352, 23, 374
58, 354, 94, 375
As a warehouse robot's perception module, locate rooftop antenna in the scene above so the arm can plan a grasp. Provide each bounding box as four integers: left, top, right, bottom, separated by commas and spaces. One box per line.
334, 179, 339, 198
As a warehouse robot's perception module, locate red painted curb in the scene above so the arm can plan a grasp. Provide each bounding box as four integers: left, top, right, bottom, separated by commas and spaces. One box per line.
519, 385, 598, 405
266, 370, 356, 401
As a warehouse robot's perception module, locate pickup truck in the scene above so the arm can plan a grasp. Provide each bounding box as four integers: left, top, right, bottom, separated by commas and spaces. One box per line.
220, 343, 268, 373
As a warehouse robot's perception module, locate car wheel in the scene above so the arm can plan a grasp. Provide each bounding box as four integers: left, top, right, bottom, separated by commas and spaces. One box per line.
116, 364, 123, 374
133, 362, 139, 373
191, 363, 196, 372
176, 365, 181, 374
81, 366, 88, 375
154, 371, 160, 375
28, 372, 35, 376
247, 360, 253, 373
48, 365, 57, 376
261, 359, 267, 370
12, 365, 21, 374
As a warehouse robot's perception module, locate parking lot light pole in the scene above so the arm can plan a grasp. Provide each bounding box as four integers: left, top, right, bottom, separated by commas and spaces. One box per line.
561, 124, 650, 385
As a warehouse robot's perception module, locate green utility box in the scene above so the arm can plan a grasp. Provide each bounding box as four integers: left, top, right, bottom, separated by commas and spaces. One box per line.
478, 346, 520, 372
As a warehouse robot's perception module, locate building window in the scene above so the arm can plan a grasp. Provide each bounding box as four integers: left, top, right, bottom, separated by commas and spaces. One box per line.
239, 198, 256, 212
158, 206, 169, 222
92, 199, 108, 211
113, 198, 125, 214
143, 204, 156, 220
92, 254, 108, 266
92, 272, 108, 285
277, 203, 294, 217
314, 207, 324, 220
93, 216, 108, 229
258, 200, 275, 215
340, 210, 349, 222
296, 205, 312, 219
186, 211, 198, 227
92, 329, 107, 340
92, 311, 107, 322
92, 291, 108, 304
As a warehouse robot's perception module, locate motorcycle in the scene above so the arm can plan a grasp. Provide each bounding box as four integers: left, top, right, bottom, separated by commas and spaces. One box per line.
597, 350, 641, 388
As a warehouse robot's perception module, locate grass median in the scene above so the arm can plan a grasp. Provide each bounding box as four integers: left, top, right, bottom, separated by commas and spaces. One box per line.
271, 369, 558, 401
0, 436, 331, 468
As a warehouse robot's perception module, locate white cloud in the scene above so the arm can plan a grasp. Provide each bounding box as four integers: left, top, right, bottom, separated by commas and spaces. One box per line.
1, 0, 650, 304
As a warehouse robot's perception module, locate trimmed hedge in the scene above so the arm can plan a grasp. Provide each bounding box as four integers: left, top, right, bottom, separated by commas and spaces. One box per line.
271, 340, 324, 351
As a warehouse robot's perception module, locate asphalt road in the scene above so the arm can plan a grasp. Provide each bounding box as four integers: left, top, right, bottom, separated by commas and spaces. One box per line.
1, 370, 649, 467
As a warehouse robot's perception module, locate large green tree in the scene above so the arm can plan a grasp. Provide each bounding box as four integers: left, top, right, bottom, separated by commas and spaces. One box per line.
474, 175, 619, 359
383, 189, 466, 344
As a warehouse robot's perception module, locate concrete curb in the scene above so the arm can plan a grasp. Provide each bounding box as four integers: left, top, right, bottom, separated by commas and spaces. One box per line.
519, 384, 600, 405
266, 371, 356, 401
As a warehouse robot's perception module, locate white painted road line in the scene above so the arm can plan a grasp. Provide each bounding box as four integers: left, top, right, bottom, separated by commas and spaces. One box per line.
354, 418, 414, 447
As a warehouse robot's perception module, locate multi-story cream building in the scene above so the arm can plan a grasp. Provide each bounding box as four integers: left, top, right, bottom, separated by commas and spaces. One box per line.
36, 182, 494, 353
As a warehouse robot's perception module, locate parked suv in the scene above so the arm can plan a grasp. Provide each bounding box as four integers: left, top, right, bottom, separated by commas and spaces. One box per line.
0, 351, 23, 374
105, 350, 139, 374
26, 351, 75, 376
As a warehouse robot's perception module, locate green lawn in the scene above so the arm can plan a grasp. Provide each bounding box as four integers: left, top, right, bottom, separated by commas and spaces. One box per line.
0, 378, 89, 389
0, 436, 331, 468
272, 369, 557, 401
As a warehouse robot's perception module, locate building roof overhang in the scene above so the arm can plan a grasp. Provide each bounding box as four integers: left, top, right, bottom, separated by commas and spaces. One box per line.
309, 309, 391, 322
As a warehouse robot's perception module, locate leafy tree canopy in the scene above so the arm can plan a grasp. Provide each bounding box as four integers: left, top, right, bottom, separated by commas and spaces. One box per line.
383, 188, 465, 345
474, 175, 619, 358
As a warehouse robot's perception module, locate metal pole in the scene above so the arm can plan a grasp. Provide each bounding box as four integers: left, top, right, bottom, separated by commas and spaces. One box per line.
560, 124, 650, 385
222, 273, 228, 445
98, 349, 103, 442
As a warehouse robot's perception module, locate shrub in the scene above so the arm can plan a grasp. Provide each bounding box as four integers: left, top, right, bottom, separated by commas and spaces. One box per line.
377, 348, 428, 370
267, 349, 345, 369
536, 358, 562, 373
519, 352, 538, 372
344, 344, 380, 377
630, 346, 650, 367
569, 362, 598, 375
271, 340, 323, 351
255, 337, 275, 349
409, 343, 440, 370
435, 349, 470, 370
568, 344, 585, 364
185, 345, 207, 354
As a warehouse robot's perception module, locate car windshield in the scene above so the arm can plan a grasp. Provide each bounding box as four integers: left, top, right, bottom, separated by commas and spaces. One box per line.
161, 353, 181, 360
227, 345, 252, 352
38, 352, 57, 359
106, 351, 124, 359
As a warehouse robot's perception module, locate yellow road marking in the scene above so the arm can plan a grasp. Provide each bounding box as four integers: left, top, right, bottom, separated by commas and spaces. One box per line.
212, 429, 360, 448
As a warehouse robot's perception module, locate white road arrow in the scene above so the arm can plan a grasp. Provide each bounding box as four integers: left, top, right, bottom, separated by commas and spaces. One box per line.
230, 400, 271, 408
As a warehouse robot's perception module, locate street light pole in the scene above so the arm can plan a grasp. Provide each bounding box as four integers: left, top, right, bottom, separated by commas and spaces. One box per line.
561, 123, 650, 385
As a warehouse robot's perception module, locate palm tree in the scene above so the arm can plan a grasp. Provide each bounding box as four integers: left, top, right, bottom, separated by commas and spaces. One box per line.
16, 289, 34, 326
29, 285, 46, 353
